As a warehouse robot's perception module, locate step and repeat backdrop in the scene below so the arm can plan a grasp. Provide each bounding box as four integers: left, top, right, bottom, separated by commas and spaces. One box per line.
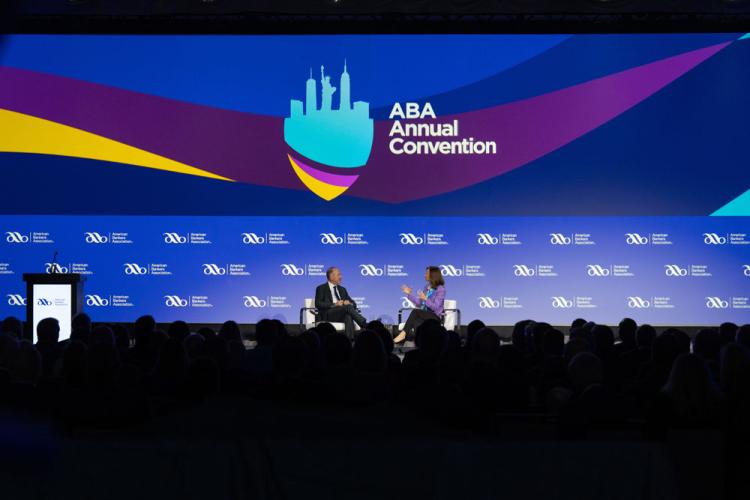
1, 33, 749, 325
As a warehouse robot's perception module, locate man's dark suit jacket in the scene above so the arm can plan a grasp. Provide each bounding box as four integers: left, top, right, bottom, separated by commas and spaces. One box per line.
314, 283, 357, 321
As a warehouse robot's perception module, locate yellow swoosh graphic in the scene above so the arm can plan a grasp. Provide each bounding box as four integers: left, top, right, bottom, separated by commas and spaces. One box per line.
0, 108, 231, 182
288, 153, 349, 201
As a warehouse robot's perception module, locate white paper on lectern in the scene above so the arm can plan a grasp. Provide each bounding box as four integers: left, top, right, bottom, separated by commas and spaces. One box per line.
32, 284, 72, 341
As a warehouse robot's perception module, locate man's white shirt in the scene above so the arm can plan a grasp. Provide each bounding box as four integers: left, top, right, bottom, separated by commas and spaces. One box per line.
328, 281, 340, 303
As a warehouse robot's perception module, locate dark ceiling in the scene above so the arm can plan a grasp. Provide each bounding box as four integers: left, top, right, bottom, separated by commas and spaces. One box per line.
3, 1, 750, 32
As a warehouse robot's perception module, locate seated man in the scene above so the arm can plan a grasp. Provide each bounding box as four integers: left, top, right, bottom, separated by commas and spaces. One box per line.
315, 266, 366, 339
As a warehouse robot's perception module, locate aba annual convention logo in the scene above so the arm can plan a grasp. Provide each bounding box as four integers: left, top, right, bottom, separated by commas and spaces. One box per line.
284, 61, 373, 201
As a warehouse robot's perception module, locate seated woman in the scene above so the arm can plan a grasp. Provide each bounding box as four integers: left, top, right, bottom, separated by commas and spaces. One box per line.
393, 266, 446, 345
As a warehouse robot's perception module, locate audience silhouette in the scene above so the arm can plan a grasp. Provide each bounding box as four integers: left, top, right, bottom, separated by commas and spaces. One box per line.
1, 313, 749, 498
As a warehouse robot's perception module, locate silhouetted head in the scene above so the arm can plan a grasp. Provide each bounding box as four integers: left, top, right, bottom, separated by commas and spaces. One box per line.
353, 330, 387, 374
70, 327, 90, 345
663, 353, 718, 420
618, 318, 637, 347
466, 319, 486, 349
0, 333, 19, 371
719, 322, 738, 345
568, 352, 603, 393
133, 315, 156, 346
571, 318, 587, 330
564, 337, 591, 364
14, 340, 41, 385
591, 325, 615, 358
670, 329, 691, 354
272, 335, 308, 380
90, 325, 115, 347
528, 322, 552, 353
299, 329, 321, 356
72, 312, 92, 334
737, 324, 750, 350
542, 328, 565, 358
693, 328, 721, 362
184, 333, 207, 359
315, 322, 337, 344
415, 319, 446, 356
511, 320, 531, 351
635, 324, 657, 349
219, 320, 242, 343
167, 320, 191, 343
36, 317, 59, 344
88, 342, 120, 389
157, 337, 188, 378
272, 319, 288, 337
206, 335, 228, 370
111, 324, 131, 352
1, 316, 23, 339
471, 327, 500, 360
62, 340, 88, 387
187, 357, 220, 397
366, 320, 393, 354
197, 327, 216, 341
720, 343, 750, 398
324, 333, 352, 369
255, 319, 279, 348
651, 332, 680, 369
446, 330, 461, 352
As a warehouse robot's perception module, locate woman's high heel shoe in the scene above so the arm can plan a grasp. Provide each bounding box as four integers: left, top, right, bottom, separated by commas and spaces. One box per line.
393, 331, 407, 345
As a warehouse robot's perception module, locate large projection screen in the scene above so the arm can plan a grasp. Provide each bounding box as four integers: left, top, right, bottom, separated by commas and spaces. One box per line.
1, 33, 749, 325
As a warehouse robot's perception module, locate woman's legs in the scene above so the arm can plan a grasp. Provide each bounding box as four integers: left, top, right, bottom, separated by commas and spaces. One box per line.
394, 309, 440, 343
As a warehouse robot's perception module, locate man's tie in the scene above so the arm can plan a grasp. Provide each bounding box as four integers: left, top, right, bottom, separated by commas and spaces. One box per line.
334, 285, 341, 301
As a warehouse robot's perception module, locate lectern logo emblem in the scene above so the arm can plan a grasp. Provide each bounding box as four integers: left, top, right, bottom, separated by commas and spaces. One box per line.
45, 263, 68, 274
36, 298, 52, 306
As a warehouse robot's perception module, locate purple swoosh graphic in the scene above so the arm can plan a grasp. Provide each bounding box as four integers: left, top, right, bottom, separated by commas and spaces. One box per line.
289, 154, 358, 188
0, 41, 730, 203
